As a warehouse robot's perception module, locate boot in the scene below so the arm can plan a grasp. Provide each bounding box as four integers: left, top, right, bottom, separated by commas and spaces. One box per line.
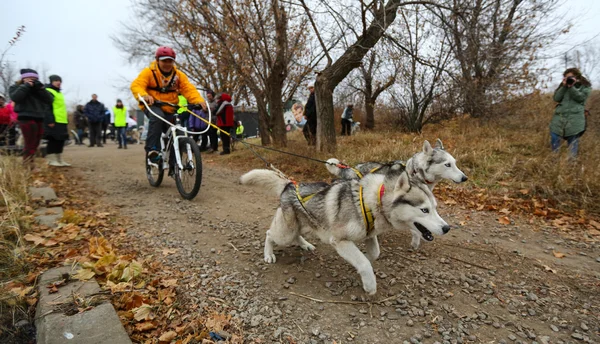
57, 154, 71, 167
46, 154, 62, 167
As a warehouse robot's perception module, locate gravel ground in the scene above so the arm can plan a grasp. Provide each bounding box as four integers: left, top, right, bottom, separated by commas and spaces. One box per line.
63, 143, 600, 343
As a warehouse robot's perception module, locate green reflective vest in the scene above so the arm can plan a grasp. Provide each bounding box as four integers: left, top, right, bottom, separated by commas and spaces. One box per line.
113, 106, 128, 127
46, 88, 68, 124
177, 95, 188, 114
236, 124, 244, 135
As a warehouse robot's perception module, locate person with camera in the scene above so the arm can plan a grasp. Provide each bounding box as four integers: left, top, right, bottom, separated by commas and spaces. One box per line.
550, 67, 591, 158
8, 69, 53, 166
84, 94, 107, 147
130, 46, 207, 163
44, 75, 71, 167
341, 104, 353, 136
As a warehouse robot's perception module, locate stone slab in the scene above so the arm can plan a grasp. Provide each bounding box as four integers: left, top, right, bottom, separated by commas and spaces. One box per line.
29, 187, 58, 201
34, 207, 64, 227
36, 266, 131, 344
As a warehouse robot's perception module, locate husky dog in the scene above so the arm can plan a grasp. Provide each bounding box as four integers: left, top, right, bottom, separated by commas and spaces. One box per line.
326, 139, 468, 191
240, 169, 450, 295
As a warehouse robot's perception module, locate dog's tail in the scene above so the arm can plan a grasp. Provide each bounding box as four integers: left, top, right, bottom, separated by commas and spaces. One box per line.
240, 169, 289, 197
325, 158, 342, 177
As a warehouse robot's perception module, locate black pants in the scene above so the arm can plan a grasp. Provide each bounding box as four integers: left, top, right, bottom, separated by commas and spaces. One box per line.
341, 119, 352, 136
219, 126, 233, 153
200, 126, 218, 151
101, 121, 109, 144
303, 122, 316, 145
144, 106, 174, 153
46, 137, 65, 154
89, 122, 103, 146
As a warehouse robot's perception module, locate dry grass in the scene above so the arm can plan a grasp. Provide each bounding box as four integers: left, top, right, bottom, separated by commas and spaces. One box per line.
0, 156, 31, 281
223, 92, 600, 217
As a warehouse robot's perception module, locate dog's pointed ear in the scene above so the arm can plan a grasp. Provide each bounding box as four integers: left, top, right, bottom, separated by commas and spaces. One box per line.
394, 172, 411, 194
423, 140, 433, 155
435, 139, 444, 150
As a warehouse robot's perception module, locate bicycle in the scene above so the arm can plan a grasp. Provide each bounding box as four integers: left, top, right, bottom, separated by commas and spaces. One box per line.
139, 98, 208, 200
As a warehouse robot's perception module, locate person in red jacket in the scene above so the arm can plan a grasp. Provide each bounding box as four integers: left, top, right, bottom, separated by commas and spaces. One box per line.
0, 93, 17, 146
215, 93, 235, 155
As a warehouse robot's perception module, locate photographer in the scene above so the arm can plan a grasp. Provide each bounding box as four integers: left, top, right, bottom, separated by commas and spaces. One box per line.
550, 68, 591, 158
8, 69, 53, 166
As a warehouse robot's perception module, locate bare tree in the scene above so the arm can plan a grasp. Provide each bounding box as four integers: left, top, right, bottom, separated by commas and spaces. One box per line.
389, 5, 453, 132
0, 26, 26, 95
431, 0, 562, 117
299, 0, 443, 152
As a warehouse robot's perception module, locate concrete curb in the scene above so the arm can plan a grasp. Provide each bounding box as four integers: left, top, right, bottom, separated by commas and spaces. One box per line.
35, 266, 132, 344
29, 187, 132, 344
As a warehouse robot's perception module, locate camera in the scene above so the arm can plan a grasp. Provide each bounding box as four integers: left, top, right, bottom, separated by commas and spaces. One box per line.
566, 76, 576, 86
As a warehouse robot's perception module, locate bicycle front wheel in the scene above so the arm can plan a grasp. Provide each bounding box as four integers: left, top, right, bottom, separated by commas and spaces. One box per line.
174, 137, 202, 200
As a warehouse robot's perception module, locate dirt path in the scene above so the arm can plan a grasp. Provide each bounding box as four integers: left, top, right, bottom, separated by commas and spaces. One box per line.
62, 142, 599, 344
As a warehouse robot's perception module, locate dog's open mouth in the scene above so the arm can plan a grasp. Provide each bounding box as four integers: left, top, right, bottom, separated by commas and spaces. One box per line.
414, 222, 434, 241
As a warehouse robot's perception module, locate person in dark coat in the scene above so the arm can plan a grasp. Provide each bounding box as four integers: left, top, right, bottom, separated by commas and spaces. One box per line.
102, 108, 111, 144
84, 94, 106, 147
341, 104, 353, 136
44, 75, 71, 167
8, 68, 53, 166
215, 93, 235, 155
200, 90, 218, 153
302, 85, 317, 146
73, 104, 87, 145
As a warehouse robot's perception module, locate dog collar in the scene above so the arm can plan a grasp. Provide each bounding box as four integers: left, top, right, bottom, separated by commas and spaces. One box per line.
411, 170, 434, 184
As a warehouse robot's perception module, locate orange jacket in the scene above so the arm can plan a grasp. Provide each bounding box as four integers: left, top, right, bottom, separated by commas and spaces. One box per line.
131, 61, 204, 112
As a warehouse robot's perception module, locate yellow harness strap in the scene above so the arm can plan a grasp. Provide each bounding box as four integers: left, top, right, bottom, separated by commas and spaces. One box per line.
294, 182, 315, 206
359, 184, 385, 235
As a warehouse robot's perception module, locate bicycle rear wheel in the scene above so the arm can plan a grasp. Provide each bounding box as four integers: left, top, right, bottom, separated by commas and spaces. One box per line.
174, 137, 202, 200
146, 153, 164, 187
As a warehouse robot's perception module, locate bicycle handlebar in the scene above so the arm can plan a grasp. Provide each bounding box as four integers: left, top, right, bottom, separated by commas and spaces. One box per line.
144, 100, 204, 111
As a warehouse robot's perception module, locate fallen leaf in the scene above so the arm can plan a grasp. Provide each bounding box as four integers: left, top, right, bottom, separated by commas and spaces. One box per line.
552, 251, 566, 258
132, 304, 154, 321
519, 189, 530, 195
589, 220, 600, 230
135, 321, 157, 332
498, 217, 511, 225
162, 248, 178, 256
23, 234, 46, 246
121, 261, 143, 282
543, 265, 557, 273
73, 268, 95, 281
43, 239, 58, 247
161, 279, 178, 288
48, 286, 58, 294
159, 330, 177, 342
499, 208, 511, 214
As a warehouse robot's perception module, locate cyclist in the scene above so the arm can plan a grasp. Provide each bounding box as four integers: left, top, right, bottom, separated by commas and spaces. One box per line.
130, 46, 207, 162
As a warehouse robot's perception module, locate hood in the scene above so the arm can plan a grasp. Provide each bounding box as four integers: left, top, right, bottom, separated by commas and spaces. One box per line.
219, 93, 232, 102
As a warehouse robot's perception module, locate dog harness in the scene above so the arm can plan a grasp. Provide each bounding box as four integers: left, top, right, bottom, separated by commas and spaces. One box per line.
293, 181, 316, 206
359, 184, 385, 235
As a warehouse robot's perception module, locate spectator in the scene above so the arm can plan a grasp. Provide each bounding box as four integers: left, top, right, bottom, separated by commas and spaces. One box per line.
341, 104, 353, 136
8, 69, 53, 166
550, 67, 592, 158
0, 93, 17, 147
215, 93, 234, 155
200, 90, 218, 153
73, 105, 87, 145
302, 85, 316, 146
113, 99, 128, 149
84, 94, 106, 147
44, 75, 71, 167
102, 108, 111, 144
177, 94, 190, 128
188, 107, 209, 144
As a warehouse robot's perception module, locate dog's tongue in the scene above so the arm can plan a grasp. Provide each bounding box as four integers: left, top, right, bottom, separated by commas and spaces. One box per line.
414, 222, 434, 241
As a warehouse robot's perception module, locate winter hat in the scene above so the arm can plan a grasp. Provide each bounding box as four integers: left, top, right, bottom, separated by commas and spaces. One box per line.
49, 75, 62, 82
116, 99, 122, 103
20, 68, 39, 79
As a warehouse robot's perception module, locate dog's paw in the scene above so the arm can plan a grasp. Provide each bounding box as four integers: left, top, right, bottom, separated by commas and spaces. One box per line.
264, 254, 277, 264
362, 281, 377, 295
300, 242, 316, 251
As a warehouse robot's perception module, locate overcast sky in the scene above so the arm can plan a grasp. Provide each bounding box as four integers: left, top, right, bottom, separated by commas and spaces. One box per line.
2, 0, 600, 110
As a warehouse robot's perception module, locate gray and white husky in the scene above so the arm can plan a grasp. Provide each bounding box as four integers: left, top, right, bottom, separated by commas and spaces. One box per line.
240, 169, 450, 295
326, 139, 468, 191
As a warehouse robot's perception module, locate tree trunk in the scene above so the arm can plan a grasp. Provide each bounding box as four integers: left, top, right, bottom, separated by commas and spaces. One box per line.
463, 80, 487, 118
314, 77, 336, 153
267, 85, 287, 147
256, 98, 271, 146
365, 97, 376, 129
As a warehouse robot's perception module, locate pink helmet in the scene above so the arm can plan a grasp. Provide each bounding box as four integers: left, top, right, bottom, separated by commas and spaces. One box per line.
155, 46, 176, 60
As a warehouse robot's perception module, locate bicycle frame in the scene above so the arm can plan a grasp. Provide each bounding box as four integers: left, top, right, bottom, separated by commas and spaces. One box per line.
154, 116, 195, 172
